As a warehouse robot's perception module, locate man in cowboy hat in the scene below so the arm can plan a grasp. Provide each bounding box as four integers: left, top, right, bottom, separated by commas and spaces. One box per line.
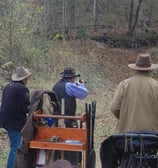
53, 67, 88, 126
0, 67, 32, 168
52, 67, 88, 166
111, 53, 158, 133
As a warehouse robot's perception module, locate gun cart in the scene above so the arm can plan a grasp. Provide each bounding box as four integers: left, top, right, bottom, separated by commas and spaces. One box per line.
29, 110, 88, 168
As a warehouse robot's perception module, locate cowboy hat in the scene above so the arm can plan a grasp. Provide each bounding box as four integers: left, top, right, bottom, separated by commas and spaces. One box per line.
128, 53, 158, 71
60, 68, 80, 78
12, 67, 32, 81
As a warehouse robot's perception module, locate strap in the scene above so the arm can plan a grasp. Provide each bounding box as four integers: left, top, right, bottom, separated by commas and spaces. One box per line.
139, 134, 144, 166
124, 134, 128, 153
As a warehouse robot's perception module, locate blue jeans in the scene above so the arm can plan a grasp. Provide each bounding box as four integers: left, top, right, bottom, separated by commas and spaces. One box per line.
5, 128, 22, 168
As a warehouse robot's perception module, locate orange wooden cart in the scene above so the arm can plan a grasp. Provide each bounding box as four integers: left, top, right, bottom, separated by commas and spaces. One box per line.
29, 110, 88, 168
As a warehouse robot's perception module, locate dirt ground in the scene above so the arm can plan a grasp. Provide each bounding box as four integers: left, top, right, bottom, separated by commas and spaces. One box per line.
1, 42, 158, 167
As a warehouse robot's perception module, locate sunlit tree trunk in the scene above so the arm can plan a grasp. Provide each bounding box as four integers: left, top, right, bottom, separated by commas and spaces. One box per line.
62, 0, 66, 32
93, 0, 98, 31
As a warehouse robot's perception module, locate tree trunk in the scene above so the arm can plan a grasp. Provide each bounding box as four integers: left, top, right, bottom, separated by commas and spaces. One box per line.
128, 0, 142, 36
147, 0, 153, 27
69, 0, 76, 30
62, 0, 66, 33
131, 0, 142, 34
128, 0, 134, 35
93, 0, 98, 31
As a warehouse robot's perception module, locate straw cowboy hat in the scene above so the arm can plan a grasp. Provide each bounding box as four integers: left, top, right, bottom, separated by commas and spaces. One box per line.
12, 67, 32, 81
60, 67, 80, 78
128, 53, 158, 71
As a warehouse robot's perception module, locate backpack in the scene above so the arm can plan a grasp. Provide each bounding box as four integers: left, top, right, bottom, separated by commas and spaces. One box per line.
28, 89, 60, 114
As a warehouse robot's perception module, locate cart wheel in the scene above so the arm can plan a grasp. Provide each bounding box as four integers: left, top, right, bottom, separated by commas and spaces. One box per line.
88, 149, 96, 168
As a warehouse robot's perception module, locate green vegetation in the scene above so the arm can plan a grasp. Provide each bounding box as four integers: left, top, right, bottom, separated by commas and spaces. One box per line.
0, 129, 8, 167
0, 147, 8, 166
76, 25, 88, 40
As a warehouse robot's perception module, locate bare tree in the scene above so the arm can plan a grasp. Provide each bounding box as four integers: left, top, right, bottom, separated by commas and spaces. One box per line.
128, 0, 134, 35
69, 0, 76, 30
62, 0, 66, 32
93, 0, 99, 31
128, 0, 143, 35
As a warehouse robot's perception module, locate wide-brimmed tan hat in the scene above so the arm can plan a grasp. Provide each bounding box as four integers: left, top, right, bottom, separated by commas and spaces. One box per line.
12, 67, 32, 81
128, 53, 158, 71
60, 67, 80, 78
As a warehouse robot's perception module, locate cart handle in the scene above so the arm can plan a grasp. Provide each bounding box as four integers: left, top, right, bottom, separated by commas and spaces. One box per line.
34, 113, 87, 122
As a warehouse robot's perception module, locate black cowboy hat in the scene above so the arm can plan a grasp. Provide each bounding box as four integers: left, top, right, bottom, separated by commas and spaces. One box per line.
60, 68, 80, 78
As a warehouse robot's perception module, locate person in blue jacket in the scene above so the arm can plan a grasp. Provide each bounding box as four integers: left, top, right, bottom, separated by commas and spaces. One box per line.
53, 67, 88, 127
0, 67, 32, 168
52, 67, 88, 167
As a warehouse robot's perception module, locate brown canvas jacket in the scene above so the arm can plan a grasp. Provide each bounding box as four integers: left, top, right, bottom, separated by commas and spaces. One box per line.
111, 72, 158, 133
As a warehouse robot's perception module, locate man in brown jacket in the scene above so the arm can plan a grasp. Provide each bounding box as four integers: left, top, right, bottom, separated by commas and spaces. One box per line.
111, 53, 158, 133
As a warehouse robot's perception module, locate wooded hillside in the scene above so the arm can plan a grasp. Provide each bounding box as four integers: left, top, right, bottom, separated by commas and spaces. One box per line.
0, 0, 158, 86
0, 0, 158, 74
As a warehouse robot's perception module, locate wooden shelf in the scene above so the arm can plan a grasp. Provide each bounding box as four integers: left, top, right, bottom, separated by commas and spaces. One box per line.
30, 140, 86, 151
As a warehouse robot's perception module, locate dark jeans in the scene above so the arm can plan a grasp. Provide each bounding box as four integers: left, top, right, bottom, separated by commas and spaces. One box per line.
5, 127, 21, 168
